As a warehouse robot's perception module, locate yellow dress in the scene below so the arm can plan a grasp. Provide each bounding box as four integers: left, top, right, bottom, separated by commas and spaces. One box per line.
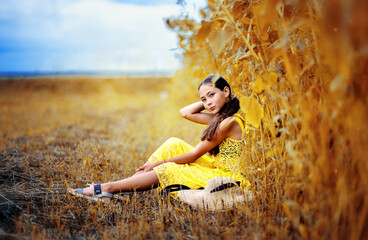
149, 113, 250, 193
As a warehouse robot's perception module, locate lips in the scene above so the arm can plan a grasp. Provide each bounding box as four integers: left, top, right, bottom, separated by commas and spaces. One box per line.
209, 106, 216, 111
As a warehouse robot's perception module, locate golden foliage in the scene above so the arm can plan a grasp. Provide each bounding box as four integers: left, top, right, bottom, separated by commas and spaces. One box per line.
166, 0, 368, 238
253, 70, 278, 94
239, 95, 263, 128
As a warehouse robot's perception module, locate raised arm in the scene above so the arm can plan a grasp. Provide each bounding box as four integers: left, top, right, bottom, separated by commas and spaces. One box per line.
179, 101, 214, 124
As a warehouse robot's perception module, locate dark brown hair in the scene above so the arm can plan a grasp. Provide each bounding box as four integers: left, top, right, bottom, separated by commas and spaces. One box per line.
199, 75, 240, 155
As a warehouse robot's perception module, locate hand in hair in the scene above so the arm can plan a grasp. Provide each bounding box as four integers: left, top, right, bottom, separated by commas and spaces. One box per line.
180, 101, 215, 124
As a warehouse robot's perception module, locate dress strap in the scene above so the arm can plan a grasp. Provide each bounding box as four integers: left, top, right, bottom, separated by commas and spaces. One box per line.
233, 113, 246, 132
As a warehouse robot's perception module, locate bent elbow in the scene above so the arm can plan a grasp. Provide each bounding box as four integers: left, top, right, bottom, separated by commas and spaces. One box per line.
179, 109, 187, 118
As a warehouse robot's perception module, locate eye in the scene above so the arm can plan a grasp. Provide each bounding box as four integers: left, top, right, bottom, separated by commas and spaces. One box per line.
201, 98, 206, 102
209, 93, 215, 97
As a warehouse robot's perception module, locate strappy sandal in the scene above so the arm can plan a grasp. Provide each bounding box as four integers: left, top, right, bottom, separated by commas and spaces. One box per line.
68, 184, 126, 202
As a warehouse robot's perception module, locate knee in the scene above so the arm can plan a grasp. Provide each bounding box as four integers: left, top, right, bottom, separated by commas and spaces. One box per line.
164, 137, 184, 146
167, 137, 180, 142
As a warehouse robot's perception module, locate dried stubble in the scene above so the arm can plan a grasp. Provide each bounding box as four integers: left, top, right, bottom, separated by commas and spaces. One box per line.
0, 77, 253, 239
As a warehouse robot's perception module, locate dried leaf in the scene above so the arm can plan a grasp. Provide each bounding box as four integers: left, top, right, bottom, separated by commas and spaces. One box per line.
252, 1, 280, 30
253, 75, 267, 94
200, 9, 207, 19
232, 1, 249, 20
253, 71, 278, 94
265, 71, 278, 84
239, 95, 264, 128
196, 21, 213, 44
208, 24, 235, 54
208, 0, 220, 11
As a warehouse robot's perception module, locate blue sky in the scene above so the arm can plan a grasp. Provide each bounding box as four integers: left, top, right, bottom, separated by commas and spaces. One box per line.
0, 0, 206, 73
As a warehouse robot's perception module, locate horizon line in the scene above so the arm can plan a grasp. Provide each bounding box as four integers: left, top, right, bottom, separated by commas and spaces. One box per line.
0, 69, 176, 79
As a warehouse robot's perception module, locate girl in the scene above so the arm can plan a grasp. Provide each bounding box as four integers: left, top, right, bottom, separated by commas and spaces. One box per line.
70, 75, 250, 200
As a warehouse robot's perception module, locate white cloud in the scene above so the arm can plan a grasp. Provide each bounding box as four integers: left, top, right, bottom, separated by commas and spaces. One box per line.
0, 0, 207, 72
52, 1, 182, 71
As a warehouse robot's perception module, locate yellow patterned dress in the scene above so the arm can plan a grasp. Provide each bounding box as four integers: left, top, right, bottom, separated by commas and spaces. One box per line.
149, 114, 250, 193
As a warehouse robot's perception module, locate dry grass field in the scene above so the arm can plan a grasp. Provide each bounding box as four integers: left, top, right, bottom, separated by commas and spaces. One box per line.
0, 76, 215, 239
1, 76, 284, 239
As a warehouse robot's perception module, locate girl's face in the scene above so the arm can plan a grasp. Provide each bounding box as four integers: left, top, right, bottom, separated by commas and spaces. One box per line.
199, 83, 230, 114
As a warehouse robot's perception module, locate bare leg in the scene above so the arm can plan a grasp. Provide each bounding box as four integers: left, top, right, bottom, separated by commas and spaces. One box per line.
102, 170, 158, 193
132, 170, 145, 176
72, 170, 159, 196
